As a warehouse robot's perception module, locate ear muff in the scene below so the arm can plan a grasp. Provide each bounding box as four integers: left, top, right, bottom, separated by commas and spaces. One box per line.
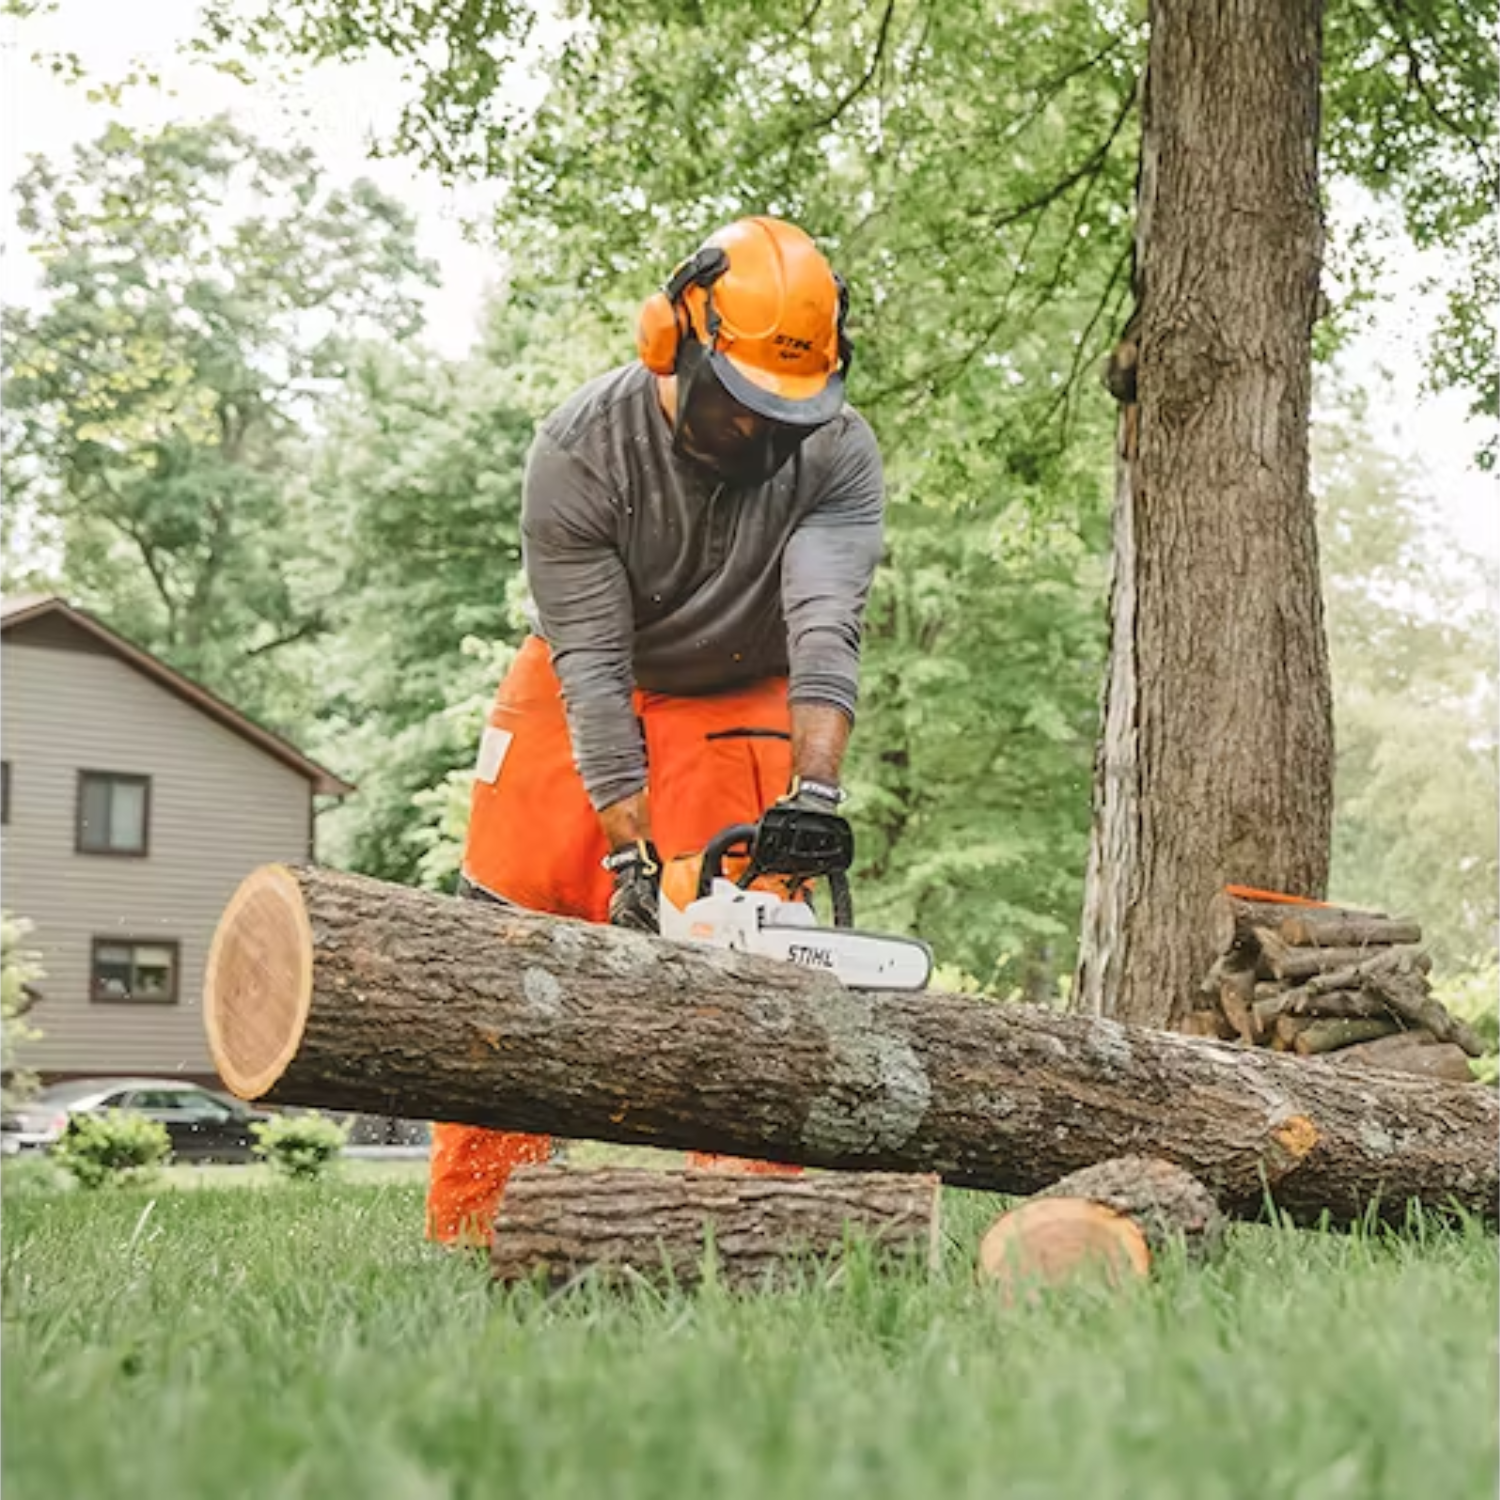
636, 290, 682, 376
635, 245, 731, 375
833, 273, 854, 377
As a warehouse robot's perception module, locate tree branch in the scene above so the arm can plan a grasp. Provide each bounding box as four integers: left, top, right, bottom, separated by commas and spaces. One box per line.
984, 84, 1135, 233
989, 34, 1131, 153
112, 508, 179, 641
793, 0, 828, 38
244, 614, 326, 658
1038, 239, 1133, 438
807, 0, 898, 133
867, 84, 1136, 409
1373, 0, 1496, 186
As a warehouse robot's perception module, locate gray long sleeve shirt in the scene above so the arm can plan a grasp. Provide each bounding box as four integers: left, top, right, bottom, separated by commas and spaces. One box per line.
521, 361, 886, 810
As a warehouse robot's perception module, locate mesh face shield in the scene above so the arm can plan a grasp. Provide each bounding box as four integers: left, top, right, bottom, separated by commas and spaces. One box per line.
671, 339, 833, 487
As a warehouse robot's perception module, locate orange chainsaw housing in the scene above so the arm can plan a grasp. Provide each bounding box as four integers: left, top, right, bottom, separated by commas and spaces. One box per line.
660, 847, 810, 925
428, 636, 803, 1246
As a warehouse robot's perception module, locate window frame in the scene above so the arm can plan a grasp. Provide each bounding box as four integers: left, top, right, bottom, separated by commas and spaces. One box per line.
89, 937, 181, 1005
1, 760, 9, 825
75, 770, 152, 857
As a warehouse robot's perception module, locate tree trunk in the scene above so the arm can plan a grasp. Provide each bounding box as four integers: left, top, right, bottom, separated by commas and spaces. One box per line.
203, 865, 1498, 1228
489, 1166, 941, 1287
978, 1156, 1224, 1299
1075, 0, 1334, 1028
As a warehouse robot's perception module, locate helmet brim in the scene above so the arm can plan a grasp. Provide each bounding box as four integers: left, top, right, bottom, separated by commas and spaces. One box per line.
709, 348, 846, 429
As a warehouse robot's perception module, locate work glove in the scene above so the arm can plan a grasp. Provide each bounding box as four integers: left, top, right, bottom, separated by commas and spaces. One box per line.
603, 839, 662, 932
751, 779, 854, 879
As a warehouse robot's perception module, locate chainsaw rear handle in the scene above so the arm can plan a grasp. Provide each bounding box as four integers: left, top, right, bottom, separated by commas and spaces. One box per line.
697, 823, 855, 928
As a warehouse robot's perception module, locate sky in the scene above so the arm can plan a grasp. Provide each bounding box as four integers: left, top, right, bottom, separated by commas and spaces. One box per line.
3, 0, 1495, 568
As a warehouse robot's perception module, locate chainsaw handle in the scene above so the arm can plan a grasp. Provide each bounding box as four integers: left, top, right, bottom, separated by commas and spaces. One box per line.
696, 824, 758, 898
827, 869, 854, 929
695, 823, 856, 928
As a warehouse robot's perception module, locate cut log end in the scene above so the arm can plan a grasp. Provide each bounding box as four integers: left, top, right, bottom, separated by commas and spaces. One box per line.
978, 1199, 1152, 1298
203, 864, 314, 1099
977, 1156, 1226, 1301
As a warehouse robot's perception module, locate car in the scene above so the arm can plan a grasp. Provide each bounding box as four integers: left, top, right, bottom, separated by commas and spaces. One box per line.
1, 1077, 272, 1164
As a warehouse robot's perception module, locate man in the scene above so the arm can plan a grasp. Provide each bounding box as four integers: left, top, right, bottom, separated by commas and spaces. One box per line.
427, 215, 885, 1245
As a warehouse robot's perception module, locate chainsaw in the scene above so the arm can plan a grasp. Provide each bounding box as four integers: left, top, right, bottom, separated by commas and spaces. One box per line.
658, 821, 933, 990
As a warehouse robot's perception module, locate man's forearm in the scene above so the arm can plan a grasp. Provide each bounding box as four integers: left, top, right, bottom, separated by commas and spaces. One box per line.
790, 701, 852, 789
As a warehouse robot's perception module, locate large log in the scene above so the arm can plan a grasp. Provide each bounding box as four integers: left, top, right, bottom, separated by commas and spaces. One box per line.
203, 865, 1500, 1228
489, 1166, 940, 1287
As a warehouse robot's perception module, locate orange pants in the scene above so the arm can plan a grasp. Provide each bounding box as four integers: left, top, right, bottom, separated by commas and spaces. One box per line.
426, 635, 801, 1245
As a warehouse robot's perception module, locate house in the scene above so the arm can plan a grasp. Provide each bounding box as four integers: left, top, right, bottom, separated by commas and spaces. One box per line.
1, 596, 351, 1085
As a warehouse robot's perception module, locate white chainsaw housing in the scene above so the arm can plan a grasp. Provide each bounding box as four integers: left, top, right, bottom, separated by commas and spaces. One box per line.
660, 877, 933, 991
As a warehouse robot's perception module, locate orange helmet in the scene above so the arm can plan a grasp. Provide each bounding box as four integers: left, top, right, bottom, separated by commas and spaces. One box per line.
637, 216, 851, 428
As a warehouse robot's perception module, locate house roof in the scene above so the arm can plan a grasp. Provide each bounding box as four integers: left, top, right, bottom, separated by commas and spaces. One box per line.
2, 595, 354, 797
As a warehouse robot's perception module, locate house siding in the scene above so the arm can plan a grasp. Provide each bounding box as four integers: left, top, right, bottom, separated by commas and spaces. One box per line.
2, 639, 315, 1078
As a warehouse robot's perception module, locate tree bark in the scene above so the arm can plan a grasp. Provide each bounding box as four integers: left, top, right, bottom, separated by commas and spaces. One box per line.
978, 1156, 1224, 1299
203, 865, 1498, 1228
488, 1166, 941, 1287
1074, 0, 1333, 1029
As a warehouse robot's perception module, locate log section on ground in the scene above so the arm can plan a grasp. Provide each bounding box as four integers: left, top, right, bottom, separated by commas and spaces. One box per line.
489, 1165, 941, 1287
203, 865, 1499, 1228
977, 1157, 1224, 1299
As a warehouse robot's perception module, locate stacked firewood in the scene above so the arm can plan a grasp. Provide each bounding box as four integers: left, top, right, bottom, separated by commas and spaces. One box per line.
1188, 890, 1483, 1082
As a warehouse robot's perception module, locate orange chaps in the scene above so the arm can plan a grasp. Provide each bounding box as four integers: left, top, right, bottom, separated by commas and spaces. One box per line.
426, 635, 801, 1245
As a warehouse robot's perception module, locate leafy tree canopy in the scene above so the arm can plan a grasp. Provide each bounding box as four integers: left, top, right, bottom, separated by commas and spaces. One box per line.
3, 115, 437, 720
207, 0, 1496, 431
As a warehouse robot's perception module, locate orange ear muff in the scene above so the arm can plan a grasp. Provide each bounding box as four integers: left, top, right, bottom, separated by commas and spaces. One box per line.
635, 245, 731, 376
636, 289, 682, 375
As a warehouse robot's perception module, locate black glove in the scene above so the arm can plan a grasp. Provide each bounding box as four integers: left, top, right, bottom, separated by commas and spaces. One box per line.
603, 840, 661, 932
751, 779, 853, 878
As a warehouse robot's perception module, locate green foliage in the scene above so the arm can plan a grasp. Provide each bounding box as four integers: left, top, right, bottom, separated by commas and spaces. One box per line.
3, 115, 437, 723
5, 1181, 1498, 1498
1432, 958, 1500, 1084
1323, 0, 1499, 433
1, 912, 44, 1111
251, 1111, 349, 1180
53, 1110, 171, 1190
293, 309, 554, 882
207, 0, 1495, 435
209, 0, 1142, 483
1316, 396, 1497, 970
849, 490, 1109, 994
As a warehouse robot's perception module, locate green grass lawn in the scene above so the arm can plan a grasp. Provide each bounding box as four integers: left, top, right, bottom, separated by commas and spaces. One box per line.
4, 1162, 1496, 1500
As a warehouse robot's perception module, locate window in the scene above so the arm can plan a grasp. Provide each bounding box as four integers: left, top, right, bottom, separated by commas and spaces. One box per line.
91, 940, 179, 1004
77, 772, 150, 855
120, 1087, 233, 1122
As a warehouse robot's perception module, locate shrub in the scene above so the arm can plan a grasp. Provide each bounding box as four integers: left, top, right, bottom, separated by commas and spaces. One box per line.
54, 1110, 171, 1190
2, 911, 45, 1112
252, 1111, 349, 1181
1433, 957, 1499, 1085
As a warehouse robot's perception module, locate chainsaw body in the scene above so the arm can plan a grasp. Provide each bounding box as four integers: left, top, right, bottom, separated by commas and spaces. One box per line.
659, 823, 933, 991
